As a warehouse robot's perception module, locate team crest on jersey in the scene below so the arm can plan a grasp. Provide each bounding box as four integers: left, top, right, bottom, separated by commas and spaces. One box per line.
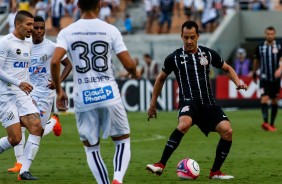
40, 55, 48, 62
16, 49, 21, 55
199, 52, 208, 66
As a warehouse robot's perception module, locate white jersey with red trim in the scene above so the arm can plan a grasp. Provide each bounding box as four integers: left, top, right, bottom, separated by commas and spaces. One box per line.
56, 18, 127, 112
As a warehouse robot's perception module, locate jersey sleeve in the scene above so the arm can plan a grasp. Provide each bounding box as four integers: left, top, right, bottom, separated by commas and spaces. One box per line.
0, 40, 21, 86
112, 28, 127, 55
55, 29, 68, 51
209, 49, 224, 69
162, 53, 175, 75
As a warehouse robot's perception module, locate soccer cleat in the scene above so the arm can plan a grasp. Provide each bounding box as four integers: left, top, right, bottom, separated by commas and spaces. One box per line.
18, 171, 38, 180
268, 125, 277, 132
261, 122, 270, 131
8, 162, 22, 172
112, 179, 122, 184
52, 113, 62, 136
209, 170, 234, 179
146, 162, 165, 176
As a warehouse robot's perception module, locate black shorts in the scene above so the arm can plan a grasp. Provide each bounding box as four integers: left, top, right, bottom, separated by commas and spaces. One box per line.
178, 101, 229, 136
259, 80, 280, 98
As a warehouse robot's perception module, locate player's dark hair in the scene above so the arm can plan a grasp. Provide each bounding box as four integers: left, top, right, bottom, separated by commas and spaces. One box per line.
181, 21, 199, 35
265, 26, 276, 32
34, 16, 45, 23
14, 10, 34, 26
78, 0, 99, 11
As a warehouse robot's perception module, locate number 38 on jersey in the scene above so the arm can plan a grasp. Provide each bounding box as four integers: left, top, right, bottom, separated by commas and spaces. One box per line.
71, 41, 109, 73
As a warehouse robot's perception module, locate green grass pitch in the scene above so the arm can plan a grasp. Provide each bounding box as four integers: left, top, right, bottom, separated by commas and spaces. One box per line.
0, 109, 282, 183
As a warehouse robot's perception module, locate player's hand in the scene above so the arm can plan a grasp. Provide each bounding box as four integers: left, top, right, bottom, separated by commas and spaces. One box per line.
130, 70, 142, 79
274, 69, 282, 78
56, 88, 68, 111
19, 82, 33, 95
236, 82, 248, 91
147, 105, 157, 121
47, 79, 55, 90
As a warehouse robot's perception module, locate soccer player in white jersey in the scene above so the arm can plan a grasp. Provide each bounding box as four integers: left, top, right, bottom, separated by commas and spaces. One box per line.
0, 10, 43, 180
7, 15, 73, 173
51, 1, 141, 184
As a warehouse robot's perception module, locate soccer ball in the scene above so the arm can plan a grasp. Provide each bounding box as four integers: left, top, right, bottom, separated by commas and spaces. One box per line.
176, 158, 200, 180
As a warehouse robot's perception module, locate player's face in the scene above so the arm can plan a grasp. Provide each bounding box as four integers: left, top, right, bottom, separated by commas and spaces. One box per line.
17, 17, 34, 39
32, 21, 45, 44
181, 27, 199, 53
265, 29, 275, 44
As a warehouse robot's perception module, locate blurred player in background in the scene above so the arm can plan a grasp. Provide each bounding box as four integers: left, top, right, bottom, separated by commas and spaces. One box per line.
0, 10, 43, 180
146, 20, 247, 179
7, 15, 73, 173
50, 0, 141, 184
253, 26, 282, 132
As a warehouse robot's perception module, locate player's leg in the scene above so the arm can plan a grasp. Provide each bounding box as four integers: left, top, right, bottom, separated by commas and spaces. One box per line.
76, 110, 110, 184
17, 96, 43, 180
0, 99, 22, 154
268, 81, 280, 131
8, 127, 26, 172
209, 107, 234, 179
108, 102, 131, 184
260, 81, 270, 130
33, 96, 62, 137
147, 104, 193, 176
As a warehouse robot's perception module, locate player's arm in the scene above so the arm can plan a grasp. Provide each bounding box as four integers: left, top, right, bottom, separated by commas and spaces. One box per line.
221, 62, 247, 91
59, 57, 72, 83
274, 56, 282, 78
117, 51, 141, 79
148, 71, 168, 121
50, 47, 68, 111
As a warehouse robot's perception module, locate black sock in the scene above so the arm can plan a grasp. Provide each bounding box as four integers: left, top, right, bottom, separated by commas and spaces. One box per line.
270, 104, 278, 125
160, 129, 184, 165
211, 138, 232, 172
261, 103, 269, 123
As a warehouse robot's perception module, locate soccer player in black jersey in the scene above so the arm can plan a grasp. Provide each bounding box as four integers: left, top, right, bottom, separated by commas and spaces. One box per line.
146, 20, 247, 179
253, 26, 282, 132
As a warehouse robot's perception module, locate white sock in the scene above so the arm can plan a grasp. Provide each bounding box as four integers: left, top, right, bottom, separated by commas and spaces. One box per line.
0, 137, 12, 153
42, 117, 56, 137
113, 138, 131, 183
14, 127, 26, 164
20, 134, 41, 174
84, 145, 110, 184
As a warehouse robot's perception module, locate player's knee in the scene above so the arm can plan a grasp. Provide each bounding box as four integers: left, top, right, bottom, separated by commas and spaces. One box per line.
222, 128, 233, 141
177, 120, 192, 134
8, 134, 22, 146
28, 122, 43, 136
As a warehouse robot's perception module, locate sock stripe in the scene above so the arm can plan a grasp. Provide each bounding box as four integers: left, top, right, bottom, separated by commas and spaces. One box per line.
114, 144, 120, 172
115, 143, 125, 172
92, 151, 109, 184
118, 143, 125, 171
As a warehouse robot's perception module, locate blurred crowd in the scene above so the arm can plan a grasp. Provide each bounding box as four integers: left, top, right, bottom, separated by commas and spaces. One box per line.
2, 0, 281, 36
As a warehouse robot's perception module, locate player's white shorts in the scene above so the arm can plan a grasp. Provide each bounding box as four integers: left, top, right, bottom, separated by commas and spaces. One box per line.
16, 93, 39, 117
75, 101, 130, 145
32, 95, 54, 127
0, 94, 20, 128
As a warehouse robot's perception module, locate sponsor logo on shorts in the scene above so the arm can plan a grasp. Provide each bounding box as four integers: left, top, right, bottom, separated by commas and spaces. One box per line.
6, 111, 15, 121
181, 106, 190, 113
83, 86, 114, 104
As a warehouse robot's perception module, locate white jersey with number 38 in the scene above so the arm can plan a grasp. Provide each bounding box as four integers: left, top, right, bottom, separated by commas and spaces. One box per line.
56, 19, 127, 112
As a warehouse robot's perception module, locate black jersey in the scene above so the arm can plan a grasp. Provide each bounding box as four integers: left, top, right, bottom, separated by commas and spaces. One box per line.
254, 41, 282, 81
162, 46, 224, 105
